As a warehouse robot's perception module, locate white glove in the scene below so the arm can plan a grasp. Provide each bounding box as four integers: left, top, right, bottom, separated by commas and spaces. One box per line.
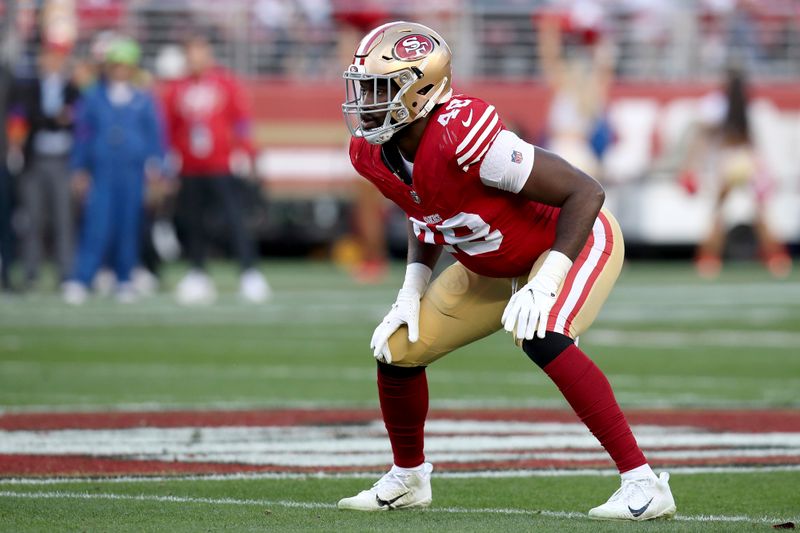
502, 251, 572, 341
370, 263, 432, 363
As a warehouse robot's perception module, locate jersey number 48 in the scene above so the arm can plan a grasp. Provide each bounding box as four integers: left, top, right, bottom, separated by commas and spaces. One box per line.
411, 212, 503, 256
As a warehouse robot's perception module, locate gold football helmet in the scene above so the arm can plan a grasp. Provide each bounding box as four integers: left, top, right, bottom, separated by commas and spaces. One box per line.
343, 21, 453, 145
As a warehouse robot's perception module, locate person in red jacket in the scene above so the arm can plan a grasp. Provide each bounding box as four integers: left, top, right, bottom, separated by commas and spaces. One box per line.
163, 33, 270, 304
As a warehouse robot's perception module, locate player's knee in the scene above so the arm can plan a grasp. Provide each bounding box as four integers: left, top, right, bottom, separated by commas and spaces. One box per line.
522, 332, 574, 369
386, 328, 432, 366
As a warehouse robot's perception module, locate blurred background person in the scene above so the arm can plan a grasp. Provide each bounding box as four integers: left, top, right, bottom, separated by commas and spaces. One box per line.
677, 66, 792, 279
10, 41, 80, 291
331, 4, 390, 284
70, 30, 120, 92
62, 36, 166, 305
163, 32, 270, 305
537, 1, 615, 181
0, 56, 17, 293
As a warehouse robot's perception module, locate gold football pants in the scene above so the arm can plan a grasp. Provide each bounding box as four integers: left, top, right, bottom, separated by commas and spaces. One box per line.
386, 210, 624, 366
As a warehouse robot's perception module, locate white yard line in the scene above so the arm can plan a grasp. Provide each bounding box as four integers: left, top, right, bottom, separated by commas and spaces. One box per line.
0, 490, 797, 525
4, 392, 800, 414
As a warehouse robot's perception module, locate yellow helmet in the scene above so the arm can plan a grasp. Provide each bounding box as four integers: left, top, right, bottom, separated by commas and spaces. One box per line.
343, 21, 453, 145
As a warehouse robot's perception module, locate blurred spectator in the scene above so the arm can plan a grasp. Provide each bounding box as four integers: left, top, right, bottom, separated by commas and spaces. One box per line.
163, 32, 270, 305
677, 67, 792, 279
537, 2, 615, 180
333, 3, 390, 283
76, 0, 126, 34
1, 60, 16, 292
333, 0, 388, 70
70, 30, 121, 92
11, 42, 80, 290
618, 0, 681, 79
253, 0, 297, 75
62, 37, 166, 304
294, 0, 336, 78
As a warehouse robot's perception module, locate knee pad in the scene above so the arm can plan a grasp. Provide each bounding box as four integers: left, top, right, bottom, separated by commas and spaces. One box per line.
522, 332, 574, 369
377, 361, 426, 377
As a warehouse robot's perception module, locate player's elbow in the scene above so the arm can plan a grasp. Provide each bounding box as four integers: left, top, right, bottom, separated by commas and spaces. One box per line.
576, 170, 605, 210
590, 179, 605, 208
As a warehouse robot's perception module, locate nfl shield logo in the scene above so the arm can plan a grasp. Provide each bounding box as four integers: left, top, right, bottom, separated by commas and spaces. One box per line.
410, 190, 421, 204
511, 150, 523, 164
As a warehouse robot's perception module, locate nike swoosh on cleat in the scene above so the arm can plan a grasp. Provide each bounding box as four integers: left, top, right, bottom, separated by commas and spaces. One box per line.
628, 497, 654, 518
461, 110, 473, 127
376, 492, 409, 509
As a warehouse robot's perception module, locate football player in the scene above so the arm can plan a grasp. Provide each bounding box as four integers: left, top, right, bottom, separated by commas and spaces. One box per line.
337, 22, 676, 521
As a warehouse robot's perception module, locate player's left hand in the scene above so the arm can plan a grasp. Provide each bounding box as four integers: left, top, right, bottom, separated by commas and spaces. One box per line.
502, 275, 559, 340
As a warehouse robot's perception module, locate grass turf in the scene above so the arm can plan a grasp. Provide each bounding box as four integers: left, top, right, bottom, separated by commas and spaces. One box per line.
1, 472, 799, 532
0, 259, 798, 409
1, 259, 799, 531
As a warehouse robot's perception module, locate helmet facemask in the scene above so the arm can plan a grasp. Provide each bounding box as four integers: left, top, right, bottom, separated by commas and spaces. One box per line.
343, 66, 421, 145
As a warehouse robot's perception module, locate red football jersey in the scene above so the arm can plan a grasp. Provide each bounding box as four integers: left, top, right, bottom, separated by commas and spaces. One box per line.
163, 67, 254, 177
350, 94, 560, 278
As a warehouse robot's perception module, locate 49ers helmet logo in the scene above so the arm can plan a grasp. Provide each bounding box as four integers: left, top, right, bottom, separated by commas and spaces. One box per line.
393, 34, 434, 61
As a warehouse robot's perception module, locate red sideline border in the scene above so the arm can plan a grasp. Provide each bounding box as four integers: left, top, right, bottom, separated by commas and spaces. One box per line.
2, 408, 798, 477
2, 408, 799, 432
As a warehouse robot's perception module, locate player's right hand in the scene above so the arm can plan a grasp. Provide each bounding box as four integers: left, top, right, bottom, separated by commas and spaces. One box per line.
369, 287, 421, 364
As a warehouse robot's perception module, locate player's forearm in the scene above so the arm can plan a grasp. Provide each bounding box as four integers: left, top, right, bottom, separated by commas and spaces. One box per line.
406, 220, 442, 270
396, 222, 439, 299
551, 183, 605, 261
520, 148, 605, 261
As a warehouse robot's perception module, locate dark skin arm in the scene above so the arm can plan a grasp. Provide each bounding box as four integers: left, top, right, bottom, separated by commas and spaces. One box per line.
520, 147, 605, 261
406, 220, 443, 270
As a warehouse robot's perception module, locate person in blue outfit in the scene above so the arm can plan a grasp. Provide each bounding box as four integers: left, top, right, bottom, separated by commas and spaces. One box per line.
62, 37, 165, 304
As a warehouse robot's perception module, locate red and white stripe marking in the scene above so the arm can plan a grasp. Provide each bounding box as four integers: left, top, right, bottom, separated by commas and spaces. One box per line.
455, 105, 502, 169
353, 21, 403, 65
1, 408, 799, 477
548, 212, 613, 335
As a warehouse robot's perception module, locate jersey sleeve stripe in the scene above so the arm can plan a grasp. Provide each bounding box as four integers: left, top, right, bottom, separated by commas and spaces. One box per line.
462, 129, 502, 170
456, 114, 500, 166
455, 105, 497, 155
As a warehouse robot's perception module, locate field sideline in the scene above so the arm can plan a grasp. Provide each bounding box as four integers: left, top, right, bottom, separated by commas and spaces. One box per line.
1, 259, 799, 531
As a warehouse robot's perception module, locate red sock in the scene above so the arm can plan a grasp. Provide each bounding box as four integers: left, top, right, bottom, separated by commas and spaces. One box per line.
543, 344, 647, 473
377, 364, 428, 468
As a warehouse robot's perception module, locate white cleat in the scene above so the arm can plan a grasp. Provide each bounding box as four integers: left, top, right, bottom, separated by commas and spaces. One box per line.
62, 281, 89, 306
337, 463, 433, 511
115, 282, 139, 304
175, 270, 217, 306
132, 267, 159, 296
92, 268, 116, 297
239, 268, 272, 303
588, 472, 676, 521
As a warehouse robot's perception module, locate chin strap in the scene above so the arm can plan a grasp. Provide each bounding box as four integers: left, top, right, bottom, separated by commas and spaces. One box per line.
418, 81, 451, 119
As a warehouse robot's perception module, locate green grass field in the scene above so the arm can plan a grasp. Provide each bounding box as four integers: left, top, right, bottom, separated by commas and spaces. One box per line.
1, 259, 799, 531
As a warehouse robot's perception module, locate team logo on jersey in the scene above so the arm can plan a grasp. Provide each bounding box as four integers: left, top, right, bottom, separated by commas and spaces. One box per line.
511, 150, 524, 164
393, 35, 434, 61
410, 190, 422, 204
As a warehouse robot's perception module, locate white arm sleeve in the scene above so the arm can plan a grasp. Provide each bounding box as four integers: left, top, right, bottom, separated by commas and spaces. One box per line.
478, 129, 536, 193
